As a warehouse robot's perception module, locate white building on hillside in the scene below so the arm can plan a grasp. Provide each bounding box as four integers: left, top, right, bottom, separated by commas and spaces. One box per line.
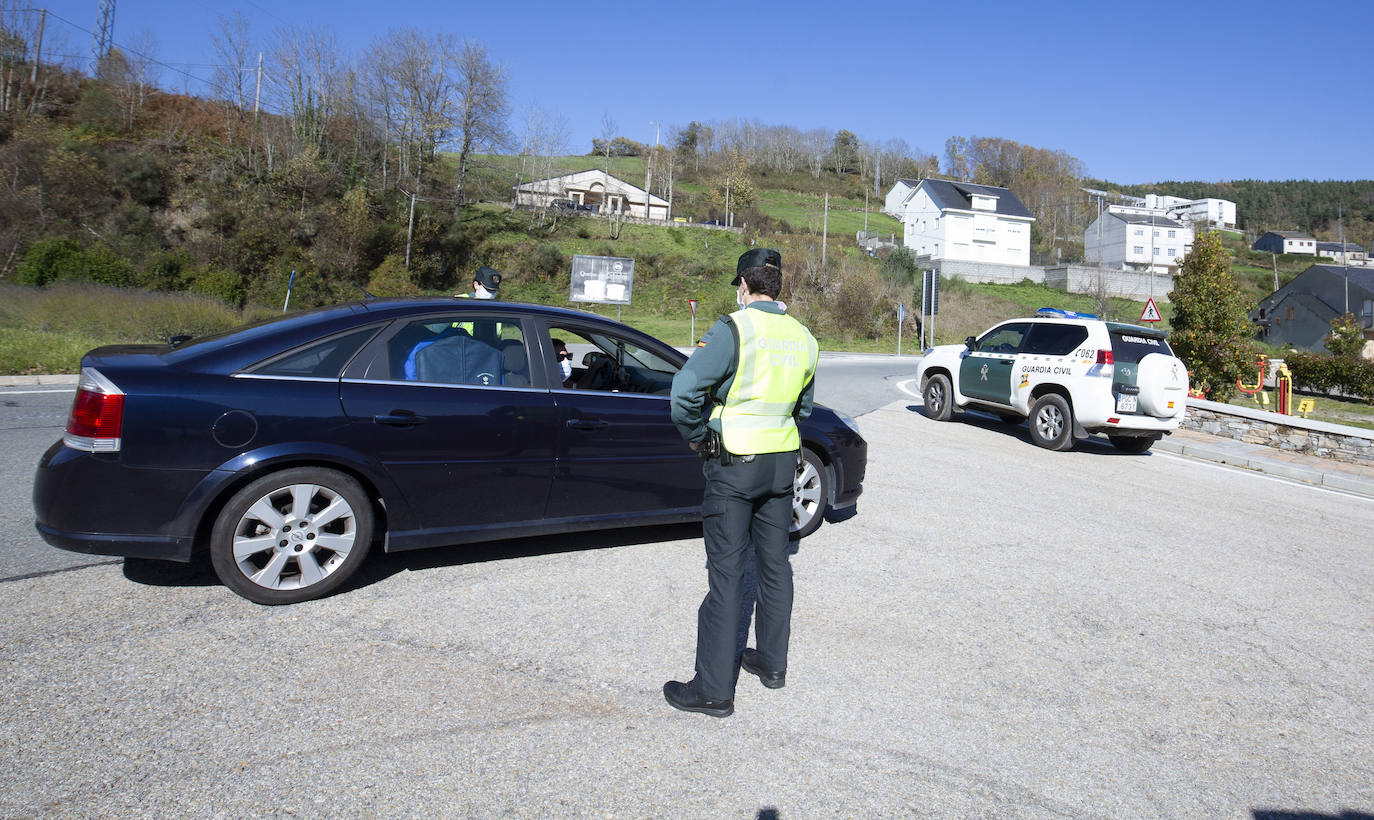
1084, 206, 1193, 273
1144, 194, 1237, 230
515, 170, 669, 220
885, 178, 1035, 266
883, 178, 921, 218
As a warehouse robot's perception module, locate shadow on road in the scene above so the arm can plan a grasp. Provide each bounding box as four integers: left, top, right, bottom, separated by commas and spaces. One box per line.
903, 403, 1155, 456
121, 522, 707, 598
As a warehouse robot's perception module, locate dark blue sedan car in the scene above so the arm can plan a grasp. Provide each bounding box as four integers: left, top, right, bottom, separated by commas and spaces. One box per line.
34, 298, 865, 604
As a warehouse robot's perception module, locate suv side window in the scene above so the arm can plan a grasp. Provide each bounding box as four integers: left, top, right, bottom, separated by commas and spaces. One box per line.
974, 323, 1031, 354
1023, 323, 1089, 356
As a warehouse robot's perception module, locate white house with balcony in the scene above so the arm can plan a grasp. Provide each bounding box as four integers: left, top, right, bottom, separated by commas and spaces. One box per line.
1084, 207, 1193, 273
886, 179, 1035, 265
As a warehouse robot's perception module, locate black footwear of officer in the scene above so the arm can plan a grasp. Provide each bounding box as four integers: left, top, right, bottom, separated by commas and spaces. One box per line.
740, 648, 786, 689
663, 680, 734, 718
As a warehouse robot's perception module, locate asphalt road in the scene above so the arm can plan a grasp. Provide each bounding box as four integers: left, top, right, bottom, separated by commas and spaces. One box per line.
3, 360, 1372, 817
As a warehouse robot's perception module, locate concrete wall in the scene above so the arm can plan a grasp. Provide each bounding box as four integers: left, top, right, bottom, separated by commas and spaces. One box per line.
1182, 399, 1374, 466
936, 259, 1045, 284
1043, 265, 1174, 302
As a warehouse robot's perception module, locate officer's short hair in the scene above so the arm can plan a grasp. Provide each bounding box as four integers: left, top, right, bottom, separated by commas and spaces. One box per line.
734, 247, 782, 299
738, 266, 782, 299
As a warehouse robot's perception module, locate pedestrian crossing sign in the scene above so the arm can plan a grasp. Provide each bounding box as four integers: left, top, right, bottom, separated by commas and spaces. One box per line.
1140, 298, 1162, 323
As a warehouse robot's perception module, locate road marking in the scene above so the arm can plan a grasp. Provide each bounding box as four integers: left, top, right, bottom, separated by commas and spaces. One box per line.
896, 379, 923, 400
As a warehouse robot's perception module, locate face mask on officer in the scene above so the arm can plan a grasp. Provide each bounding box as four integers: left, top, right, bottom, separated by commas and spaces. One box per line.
560, 358, 573, 380
736, 283, 748, 310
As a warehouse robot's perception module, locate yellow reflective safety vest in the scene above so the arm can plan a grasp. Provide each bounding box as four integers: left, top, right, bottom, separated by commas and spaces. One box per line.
710, 308, 818, 455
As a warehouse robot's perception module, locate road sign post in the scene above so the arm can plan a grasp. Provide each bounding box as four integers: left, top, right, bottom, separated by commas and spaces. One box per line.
897, 303, 906, 355
688, 299, 698, 345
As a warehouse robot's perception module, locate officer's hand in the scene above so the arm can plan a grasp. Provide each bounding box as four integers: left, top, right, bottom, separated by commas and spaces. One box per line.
688, 441, 700, 452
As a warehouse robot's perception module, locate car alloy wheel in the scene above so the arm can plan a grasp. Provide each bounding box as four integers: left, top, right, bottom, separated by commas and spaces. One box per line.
1028, 394, 1075, 451
923, 374, 954, 422
210, 467, 374, 605
791, 448, 830, 539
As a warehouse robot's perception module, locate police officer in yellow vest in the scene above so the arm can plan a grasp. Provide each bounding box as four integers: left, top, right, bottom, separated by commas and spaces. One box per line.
664, 247, 819, 718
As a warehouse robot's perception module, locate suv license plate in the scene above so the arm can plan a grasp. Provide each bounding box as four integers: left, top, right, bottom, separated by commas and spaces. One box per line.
1116, 394, 1138, 413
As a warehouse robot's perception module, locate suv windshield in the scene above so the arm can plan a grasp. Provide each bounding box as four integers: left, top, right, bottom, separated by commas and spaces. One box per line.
1109, 330, 1173, 363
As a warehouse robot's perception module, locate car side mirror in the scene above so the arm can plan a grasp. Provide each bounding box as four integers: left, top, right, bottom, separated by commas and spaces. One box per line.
964, 336, 977, 350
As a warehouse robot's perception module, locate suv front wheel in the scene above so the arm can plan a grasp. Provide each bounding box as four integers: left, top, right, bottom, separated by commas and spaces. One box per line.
923, 374, 954, 422
1028, 394, 1075, 451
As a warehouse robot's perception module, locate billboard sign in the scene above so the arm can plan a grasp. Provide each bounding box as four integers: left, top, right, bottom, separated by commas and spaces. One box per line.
570, 255, 635, 305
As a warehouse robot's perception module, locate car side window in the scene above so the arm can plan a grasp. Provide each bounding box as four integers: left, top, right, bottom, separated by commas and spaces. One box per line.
248, 327, 381, 378
975, 323, 1030, 354
548, 324, 679, 395
1023, 323, 1089, 356
382, 316, 528, 386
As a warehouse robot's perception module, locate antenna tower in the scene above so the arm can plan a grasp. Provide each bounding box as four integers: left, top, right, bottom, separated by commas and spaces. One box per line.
92, 0, 115, 75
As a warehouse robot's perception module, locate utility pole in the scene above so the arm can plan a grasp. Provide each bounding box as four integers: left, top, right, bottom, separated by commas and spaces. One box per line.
644, 122, 657, 220
30, 9, 46, 83
404, 191, 417, 269
253, 52, 262, 124
821, 193, 829, 264
1340, 203, 1349, 313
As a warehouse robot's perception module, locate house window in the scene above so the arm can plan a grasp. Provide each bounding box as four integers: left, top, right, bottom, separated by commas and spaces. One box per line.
1153, 230, 1160, 237
1286, 307, 1294, 320
1168, 248, 1176, 257
1133, 246, 1144, 255
1167, 230, 1176, 238
1134, 229, 1144, 236
1153, 248, 1160, 256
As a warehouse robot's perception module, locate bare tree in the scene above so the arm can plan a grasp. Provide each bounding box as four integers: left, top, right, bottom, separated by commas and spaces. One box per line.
449, 41, 509, 210
210, 12, 253, 119
267, 25, 344, 158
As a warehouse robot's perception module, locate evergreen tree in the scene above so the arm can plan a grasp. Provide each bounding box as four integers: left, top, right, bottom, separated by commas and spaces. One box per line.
1167, 232, 1256, 401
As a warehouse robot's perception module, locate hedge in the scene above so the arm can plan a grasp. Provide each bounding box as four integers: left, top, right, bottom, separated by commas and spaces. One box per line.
1284, 352, 1374, 402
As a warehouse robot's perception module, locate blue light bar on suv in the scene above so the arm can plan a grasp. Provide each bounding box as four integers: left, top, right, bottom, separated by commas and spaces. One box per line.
1036, 307, 1098, 320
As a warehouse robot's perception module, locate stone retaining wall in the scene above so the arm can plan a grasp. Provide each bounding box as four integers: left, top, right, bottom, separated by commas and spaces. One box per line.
1181, 398, 1374, 466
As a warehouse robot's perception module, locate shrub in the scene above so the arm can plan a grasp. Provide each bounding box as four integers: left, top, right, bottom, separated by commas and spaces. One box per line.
187, 267, 246, 306
1324, 313, 1366, 359
366, 255, 422, 297
14, 238, 82, 286
14, 238, 135, 288
1285, 352, 1374, 402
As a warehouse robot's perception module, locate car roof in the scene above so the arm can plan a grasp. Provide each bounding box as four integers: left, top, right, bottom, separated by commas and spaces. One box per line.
161, 297, 663, 368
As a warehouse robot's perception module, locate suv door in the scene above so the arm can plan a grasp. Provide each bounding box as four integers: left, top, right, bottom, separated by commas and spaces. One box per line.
959, 322, 1030, 406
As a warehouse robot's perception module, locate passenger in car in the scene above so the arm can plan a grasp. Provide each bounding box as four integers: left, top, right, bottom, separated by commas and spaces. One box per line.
551, 338, 577, 387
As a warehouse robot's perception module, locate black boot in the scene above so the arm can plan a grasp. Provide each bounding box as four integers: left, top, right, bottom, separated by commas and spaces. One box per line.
740, 648, 786, 689
663, 680, 734, 717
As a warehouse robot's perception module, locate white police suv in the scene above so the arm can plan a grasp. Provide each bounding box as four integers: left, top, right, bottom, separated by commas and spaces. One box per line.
915, 308, 1189, 452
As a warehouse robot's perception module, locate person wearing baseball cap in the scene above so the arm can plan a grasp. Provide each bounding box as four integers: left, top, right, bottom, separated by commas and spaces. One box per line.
458, 266, 503, 300
663, 247, 819, 718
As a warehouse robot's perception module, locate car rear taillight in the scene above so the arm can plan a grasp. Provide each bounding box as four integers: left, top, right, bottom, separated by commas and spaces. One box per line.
64, 367, 124, 452
1097, 350, 1114, 365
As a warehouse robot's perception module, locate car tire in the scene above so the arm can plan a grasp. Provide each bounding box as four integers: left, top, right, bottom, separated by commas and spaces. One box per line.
923, 374, 954, 421
1028, 394, 1075, 451
791, 448, 830, 540
210, 467, 374, 605
1109, 434, 1156, 454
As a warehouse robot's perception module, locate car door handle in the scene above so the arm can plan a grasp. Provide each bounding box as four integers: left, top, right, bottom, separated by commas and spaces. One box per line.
374, 412, 427, 426
565, 418, 609, 430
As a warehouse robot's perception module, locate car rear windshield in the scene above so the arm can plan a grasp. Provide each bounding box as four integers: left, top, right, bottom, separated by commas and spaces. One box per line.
1109, 330, 1173, 363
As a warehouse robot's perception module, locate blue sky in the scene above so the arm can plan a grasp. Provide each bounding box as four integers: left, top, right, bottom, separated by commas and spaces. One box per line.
27, 0, 1374, 184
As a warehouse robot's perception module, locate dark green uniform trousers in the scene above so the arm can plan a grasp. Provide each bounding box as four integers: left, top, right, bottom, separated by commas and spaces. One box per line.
694, 449, 796, 700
